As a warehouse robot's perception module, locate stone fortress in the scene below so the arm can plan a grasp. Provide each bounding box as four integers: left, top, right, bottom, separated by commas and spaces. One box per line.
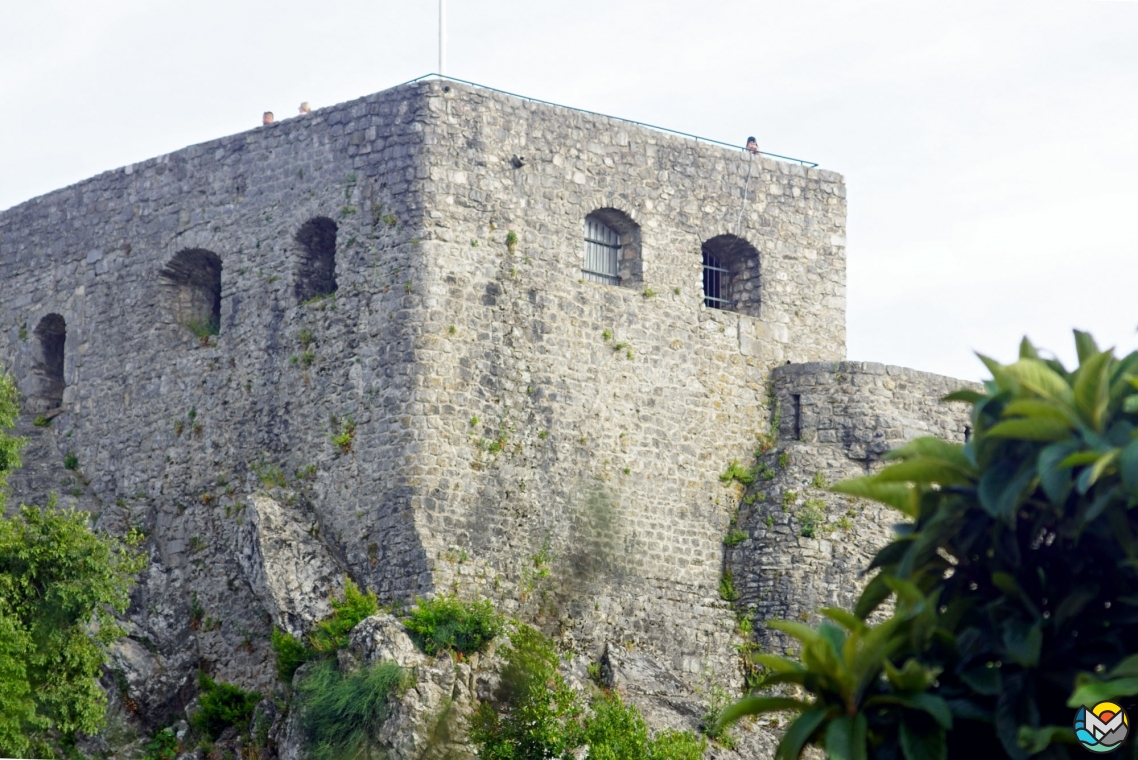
0, 78, 974, 754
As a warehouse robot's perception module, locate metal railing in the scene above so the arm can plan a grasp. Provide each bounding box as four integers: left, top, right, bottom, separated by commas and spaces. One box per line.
392, 73, 819, 168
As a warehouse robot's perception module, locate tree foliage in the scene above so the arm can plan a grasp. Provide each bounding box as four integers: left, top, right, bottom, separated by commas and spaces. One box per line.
0, 371, 145, 757
721, 332, 1138, 759
0, 373, 24, 506
0, 503, 146, 756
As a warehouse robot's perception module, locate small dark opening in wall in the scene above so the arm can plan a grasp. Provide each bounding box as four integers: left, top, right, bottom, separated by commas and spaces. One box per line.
964, 425, 972, 443
294, 217, 338, 303
28, 314, 66, 412
792, 394, 802, 440
160, 249, 222, 336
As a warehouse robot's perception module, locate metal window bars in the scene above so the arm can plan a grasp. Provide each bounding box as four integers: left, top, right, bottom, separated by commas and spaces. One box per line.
582, 217, 621, 286
703, 251, 733, 309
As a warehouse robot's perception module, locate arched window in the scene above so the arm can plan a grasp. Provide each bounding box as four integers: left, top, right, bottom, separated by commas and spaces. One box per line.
28, 314, 66, 412
701, 235, 761, 317
582, 209, 642, 288
160, 248, 222, 337
294, 217, 338, 302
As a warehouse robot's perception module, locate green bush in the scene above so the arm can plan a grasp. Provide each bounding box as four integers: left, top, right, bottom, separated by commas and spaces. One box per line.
0, 373, 24, 499
271, 627, 311, 683
586, 692, 706, 760
720, 332, 1138, 760
191, 673, 260, 741
297, 659, 409, 760
142, 727, 179, 760
309, 578, 378, 653
470, 624, 583, 759
403, 595, 502, 656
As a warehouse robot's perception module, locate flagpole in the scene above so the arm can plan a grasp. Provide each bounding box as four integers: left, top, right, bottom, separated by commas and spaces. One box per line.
439, 0, 447, 75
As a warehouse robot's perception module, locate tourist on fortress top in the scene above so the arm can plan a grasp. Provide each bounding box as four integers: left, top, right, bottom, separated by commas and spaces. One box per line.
299, 102, 312, 115
263, 111, 274, 125
746, 136, 759, 155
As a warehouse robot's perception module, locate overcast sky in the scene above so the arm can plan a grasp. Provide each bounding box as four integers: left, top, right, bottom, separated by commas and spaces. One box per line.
2, 1, 1135, 381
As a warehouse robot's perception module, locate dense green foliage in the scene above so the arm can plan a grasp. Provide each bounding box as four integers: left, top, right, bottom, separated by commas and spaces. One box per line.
271, 627, 311, 683
471, 624, 704, 760
191, 673, 261, 741
470, 624, 584, 759
585, 693, 706, 760
141, 727, 179, 760
0, 501, 146, 757
0, 374, 22, 503
403, 594, 503, 656
308, 578, 379, 653
721, 332, 1138, 759
297, 659, 409, 760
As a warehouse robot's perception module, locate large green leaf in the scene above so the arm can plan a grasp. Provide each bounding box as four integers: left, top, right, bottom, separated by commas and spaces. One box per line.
715, 695, 812, 730
1119, 438, 1138, 492
1073, 351, 1113, 430
1017, 725, 1077, 753
831, 478, 919, 518
776, 708, 829, 760
824, 714, 868, 760
1067, 674, 1138, 708
1001, 359, 1076, 407
985, 418, 1072, 443
1000, 619, 1042, 668
1002, 398, 1079, 427
978, 459, 1035, 523
1074, 329, 1100, 364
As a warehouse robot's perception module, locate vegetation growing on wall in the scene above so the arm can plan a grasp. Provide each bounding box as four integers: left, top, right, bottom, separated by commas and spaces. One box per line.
471, 623, 705, 759
403, 594, 503, 656
720, 332, 1138, 760
297, 659, 410, 760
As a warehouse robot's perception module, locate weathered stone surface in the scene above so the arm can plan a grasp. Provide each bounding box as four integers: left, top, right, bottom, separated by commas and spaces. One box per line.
0, 79, 975, 757
237, 493, 345, 637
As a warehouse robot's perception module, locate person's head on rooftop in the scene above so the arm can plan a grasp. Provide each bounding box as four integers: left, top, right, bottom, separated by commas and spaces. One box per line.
299, 102, 312, 115
746, 136, 759, 154
263, 111, 275, 126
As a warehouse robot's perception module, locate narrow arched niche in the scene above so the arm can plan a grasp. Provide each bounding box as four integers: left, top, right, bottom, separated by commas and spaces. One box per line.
27, 314, 66, 413
701, 234, 761, 317
582, 208, 642, 288
159, 248, 222, 337
294, 217, 338, 302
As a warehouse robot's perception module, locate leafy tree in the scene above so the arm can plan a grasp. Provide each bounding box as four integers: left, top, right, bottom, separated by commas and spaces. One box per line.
470, 624, 584, 759
721, 332, 1138, 759
0, 371, 145, 757
0, 503, 146, 756
0, 373, 24, 505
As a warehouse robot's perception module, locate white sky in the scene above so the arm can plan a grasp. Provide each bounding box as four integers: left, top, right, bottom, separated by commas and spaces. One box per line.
2, 0, 1136, 381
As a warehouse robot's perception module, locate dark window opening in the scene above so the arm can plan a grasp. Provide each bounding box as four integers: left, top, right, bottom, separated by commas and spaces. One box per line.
28, 314, 66, 413
700, 234, 761, 317
295, 217, 338, 302
582, 208, 642, 289
792, 394, 802, 440
160, 248, 222, 337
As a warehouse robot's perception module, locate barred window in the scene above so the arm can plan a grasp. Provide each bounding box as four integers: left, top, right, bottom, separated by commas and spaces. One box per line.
702, 250, 731, 309
701, 235, 761, 317
583, 216, 621, 286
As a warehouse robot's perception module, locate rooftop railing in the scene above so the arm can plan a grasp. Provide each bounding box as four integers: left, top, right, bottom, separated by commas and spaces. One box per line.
394, 73, 820, 168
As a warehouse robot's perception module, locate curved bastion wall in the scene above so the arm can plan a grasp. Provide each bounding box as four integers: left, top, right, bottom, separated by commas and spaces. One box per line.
727, 361, 978, 650
0, 77, 975, 747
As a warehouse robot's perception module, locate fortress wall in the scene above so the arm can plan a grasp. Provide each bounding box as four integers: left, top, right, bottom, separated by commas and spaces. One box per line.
404, 80, 848, 676
0, 85, 440, 700
728, 362, 976, 650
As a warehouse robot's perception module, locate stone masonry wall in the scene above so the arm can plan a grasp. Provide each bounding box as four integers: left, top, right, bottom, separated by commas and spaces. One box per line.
0, 85, 442, 719
401, 80, 848, 681
728, 361, 978, 651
